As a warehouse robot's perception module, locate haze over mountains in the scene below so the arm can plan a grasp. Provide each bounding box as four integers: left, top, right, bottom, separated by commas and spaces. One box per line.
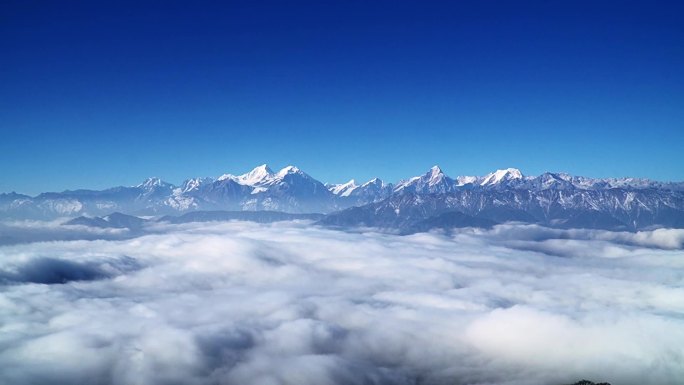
2, 165, 684, 232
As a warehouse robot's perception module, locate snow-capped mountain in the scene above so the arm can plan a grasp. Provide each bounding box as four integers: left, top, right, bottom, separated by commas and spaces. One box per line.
2, 165, 684, 232
218, 164, 273, 186
350, 178, 394, 200
320, 187, 684, 233
166, 165, 335, 213
394, 166, 456, 194
479, 168, 524, 186
327, 177, 394, 206
327, 180, 359, 197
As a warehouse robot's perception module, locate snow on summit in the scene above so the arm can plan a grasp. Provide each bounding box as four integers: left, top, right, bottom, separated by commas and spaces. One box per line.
3, 163, 683, 221
480, 168, 523, 186
328, 180, 359, 197
276, 165, 301, 176
237, 164, 274, 186
427, 165, 446, 185
138, 177, 166, 189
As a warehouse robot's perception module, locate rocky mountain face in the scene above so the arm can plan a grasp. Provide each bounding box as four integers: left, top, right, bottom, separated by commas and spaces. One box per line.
319, 187, 684, 233
3, 165, 684, 232
1, 165, 343, 218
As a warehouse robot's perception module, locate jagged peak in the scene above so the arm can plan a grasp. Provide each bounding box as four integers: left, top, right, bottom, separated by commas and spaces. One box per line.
180, 177, 212, 192
138, 177, 167, 189
217, 173, 237, 182
426, 165, 448, 185
184, 176, 213, 183
329, 179, 359, 196
455, 175, 478, 186
426, 165, 446, 179
250, 164, 274, 174
538, 172, 567, 180
362, 177, 383, 187
499, 167, 522, 177
481, 168, 523, 185
238, 164, 274, 185
327, 179, 356, 189
277, 165, 302, 176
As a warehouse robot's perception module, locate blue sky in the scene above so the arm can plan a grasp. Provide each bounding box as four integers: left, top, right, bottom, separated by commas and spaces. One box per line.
1, 0, 683, 194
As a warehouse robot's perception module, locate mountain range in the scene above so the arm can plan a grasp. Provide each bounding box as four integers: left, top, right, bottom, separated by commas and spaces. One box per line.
3, 165, 684, 232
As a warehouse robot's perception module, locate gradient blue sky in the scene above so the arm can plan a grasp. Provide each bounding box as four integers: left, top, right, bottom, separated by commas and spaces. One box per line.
1, 0, 683, 194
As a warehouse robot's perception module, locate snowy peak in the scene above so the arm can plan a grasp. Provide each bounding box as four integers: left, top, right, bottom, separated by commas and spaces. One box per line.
238, 164, 274, 185
427, 165, 446, 185
326, 178, 392, 201
394, 166, 454, 194
327, 177, 392, 202
268, 166, 319, 186
214, 164, 318, 199
362, 177, 384, 188
455, 176, 478, 186
277, 165, 301, 177
217, 173, 236, 182
329, 179, 358, 197
137, 177, 170, 190
480, 168, 523, 186
217, 164, 274, 185
216, 164, 299, 185
178, 177, 213, 193
139, 177, 161, 188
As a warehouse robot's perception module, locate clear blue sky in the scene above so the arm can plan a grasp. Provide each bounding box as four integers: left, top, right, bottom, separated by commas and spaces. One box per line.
1, 0, 683, 194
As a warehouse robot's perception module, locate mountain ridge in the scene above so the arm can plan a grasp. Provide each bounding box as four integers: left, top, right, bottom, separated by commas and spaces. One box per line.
2, 165, 684, 231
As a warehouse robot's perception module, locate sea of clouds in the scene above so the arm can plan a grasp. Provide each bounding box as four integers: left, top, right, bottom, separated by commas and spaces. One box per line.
1, 220, 683, 385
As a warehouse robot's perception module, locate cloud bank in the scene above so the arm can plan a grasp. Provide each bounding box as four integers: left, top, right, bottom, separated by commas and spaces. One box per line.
1, 221, 683, 385
0, 219, 134, 246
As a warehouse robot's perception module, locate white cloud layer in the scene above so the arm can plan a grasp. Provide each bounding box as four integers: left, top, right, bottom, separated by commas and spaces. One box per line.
1, 221, 683, 385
